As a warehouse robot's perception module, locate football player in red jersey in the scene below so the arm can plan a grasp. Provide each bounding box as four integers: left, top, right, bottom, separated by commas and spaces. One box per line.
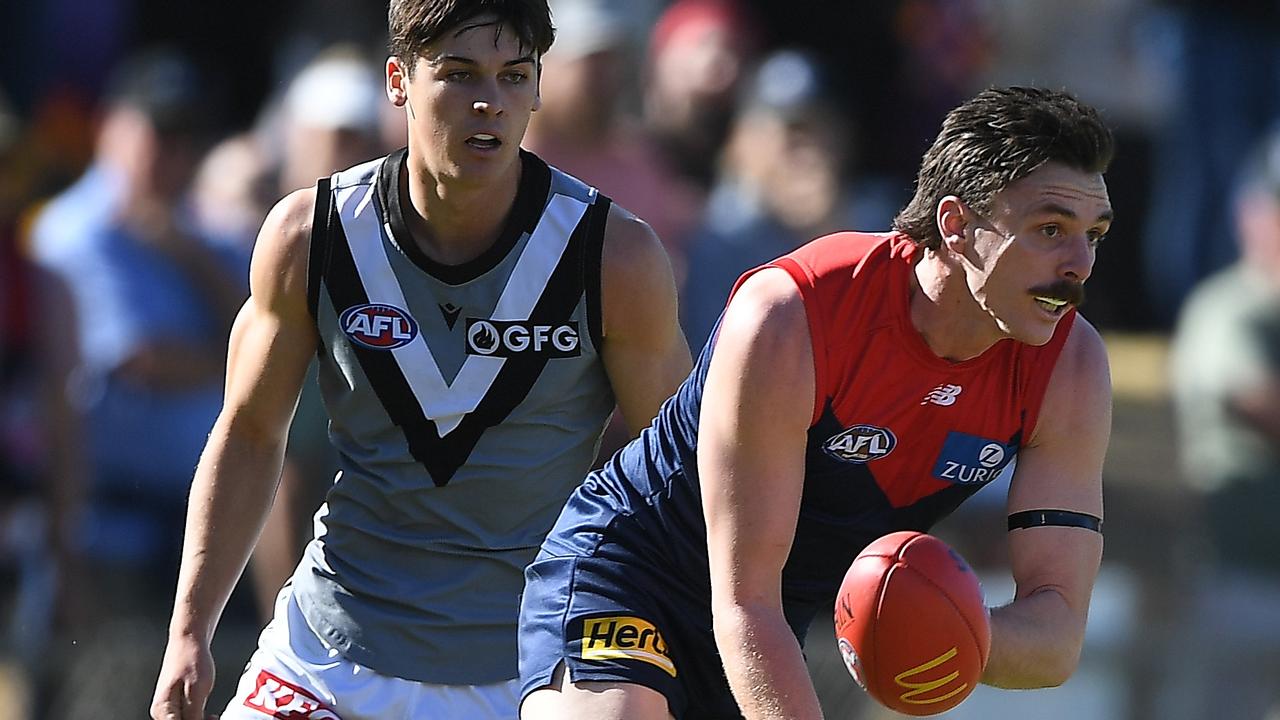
519, 86, 1113, 719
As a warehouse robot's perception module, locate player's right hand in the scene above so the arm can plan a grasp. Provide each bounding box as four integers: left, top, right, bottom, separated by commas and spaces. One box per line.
150, 633, 218, 720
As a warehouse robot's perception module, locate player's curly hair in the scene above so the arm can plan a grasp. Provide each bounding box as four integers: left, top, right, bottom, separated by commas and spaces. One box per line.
388, 0, 555, 76
893, 86, 1114, 250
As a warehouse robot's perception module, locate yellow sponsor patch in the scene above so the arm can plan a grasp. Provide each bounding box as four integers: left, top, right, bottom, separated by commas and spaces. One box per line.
580, 615, 677, 677
894, 647, 968, 706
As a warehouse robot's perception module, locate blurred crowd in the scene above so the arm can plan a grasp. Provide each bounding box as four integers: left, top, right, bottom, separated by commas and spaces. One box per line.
0, 0, 1278, 718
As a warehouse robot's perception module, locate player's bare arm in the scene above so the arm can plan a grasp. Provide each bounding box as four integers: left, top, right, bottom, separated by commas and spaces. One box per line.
599, 203, 692, 435
699, 268, 823, 720
151, 187, 320, 720
984, 316, 1110, 688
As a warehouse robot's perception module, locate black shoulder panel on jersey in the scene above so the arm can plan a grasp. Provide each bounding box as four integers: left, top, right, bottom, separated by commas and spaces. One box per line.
584, 193, 611, 352
307, 177, 333, 321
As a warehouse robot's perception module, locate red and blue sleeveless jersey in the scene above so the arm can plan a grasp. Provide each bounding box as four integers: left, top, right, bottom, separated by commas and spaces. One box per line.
588, 231, 1074, 636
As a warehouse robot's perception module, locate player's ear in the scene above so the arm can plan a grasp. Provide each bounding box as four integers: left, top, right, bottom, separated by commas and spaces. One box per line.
386, 56, 409, 107
937, 195, 970, 254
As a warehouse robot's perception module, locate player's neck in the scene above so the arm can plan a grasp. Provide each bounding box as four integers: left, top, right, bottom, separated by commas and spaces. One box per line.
402, 153, 522, 266
910, 252, 1005, 362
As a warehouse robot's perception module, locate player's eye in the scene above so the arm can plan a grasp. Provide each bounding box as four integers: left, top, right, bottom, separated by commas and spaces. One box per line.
1087, 230, 1107, 248
504, 71, 528, 84
1040, 224, 1061, 239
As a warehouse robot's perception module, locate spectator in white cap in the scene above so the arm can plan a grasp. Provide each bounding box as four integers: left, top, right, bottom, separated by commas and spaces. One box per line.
279, 47, 386, 195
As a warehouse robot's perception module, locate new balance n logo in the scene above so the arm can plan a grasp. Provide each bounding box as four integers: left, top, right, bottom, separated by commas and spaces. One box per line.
922, 384, 962, 406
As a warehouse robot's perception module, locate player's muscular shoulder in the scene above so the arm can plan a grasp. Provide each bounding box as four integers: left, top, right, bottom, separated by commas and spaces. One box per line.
1029, 315, 1111, 447
1054, 316, 1111, 401
720, 268, 809, 366
601, 204, 668, 287
600, 203, 677, 337
250, 187, 317, 308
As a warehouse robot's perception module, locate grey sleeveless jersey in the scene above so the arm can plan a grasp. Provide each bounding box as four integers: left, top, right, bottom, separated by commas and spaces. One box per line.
291, 148, 617, 683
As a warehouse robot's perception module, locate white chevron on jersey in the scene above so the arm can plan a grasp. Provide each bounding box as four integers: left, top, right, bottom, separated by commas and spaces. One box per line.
336, 178, 589, 436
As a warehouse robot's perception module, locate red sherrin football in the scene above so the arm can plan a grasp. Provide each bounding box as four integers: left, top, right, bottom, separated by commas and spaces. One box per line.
833, 531, 991, 716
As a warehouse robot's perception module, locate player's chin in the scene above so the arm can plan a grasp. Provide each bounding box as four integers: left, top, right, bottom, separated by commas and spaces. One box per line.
1001, 317, 1059, 347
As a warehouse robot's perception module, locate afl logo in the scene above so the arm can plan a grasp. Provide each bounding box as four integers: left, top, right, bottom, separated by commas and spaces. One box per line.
340, 303, 419, 350
824, 424, 897, 463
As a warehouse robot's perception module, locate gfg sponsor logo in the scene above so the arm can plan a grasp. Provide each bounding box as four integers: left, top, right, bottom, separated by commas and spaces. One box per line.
465, 319, 580, 358
580, 615, 677, 677
339, 303, 418, 350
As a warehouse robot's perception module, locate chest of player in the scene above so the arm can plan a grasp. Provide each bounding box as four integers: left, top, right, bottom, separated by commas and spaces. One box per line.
808, 328, 1028, 511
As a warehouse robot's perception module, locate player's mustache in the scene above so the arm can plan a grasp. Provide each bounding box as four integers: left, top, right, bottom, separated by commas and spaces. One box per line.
1029, 279, 1085, 307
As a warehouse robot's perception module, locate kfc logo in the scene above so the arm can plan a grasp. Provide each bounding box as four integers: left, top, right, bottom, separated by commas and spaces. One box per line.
243, 670, 341, 719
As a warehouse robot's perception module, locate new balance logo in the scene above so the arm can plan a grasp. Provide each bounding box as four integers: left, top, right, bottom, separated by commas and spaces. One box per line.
922, 384, 962, 406
243, 670, 341, 719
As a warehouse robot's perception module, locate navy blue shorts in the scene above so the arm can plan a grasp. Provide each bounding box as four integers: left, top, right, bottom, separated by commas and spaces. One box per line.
517, 486, 742, 719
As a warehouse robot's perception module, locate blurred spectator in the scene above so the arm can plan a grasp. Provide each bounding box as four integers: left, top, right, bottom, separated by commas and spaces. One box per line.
1165, 130, 1280, 720
1141, 0, 1280, 327
680, 49, 896, 353
527, 0, 703, 280
642, 0, 760, 192
273, 46, 387, 194
28, 48, 248, 618
890, 0, 992, 170
189, 132, 276, 255
0, 91, 86, 719
27, 47, 259, 718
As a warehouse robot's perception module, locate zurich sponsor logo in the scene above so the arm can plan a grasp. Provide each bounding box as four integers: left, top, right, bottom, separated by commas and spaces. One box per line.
340, 303, 419, 350
932, 431, 1017, 485
823, 424, 897, 463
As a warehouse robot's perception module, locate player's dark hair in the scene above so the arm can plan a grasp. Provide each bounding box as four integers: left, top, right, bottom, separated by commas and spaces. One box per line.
893, 86, 1114, 250
388, 0, 555, 76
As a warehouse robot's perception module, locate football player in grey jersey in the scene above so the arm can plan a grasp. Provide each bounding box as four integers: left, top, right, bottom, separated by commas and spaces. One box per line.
150, 1, 692, 718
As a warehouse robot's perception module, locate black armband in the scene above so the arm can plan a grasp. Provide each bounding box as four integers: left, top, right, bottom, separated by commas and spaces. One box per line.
1007, 509, 1102, 534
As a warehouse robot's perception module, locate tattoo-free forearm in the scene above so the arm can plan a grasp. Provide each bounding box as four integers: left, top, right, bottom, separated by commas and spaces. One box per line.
714, 602, 824, 720
983, 587, 1086, 689
167, 423, 288, 642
